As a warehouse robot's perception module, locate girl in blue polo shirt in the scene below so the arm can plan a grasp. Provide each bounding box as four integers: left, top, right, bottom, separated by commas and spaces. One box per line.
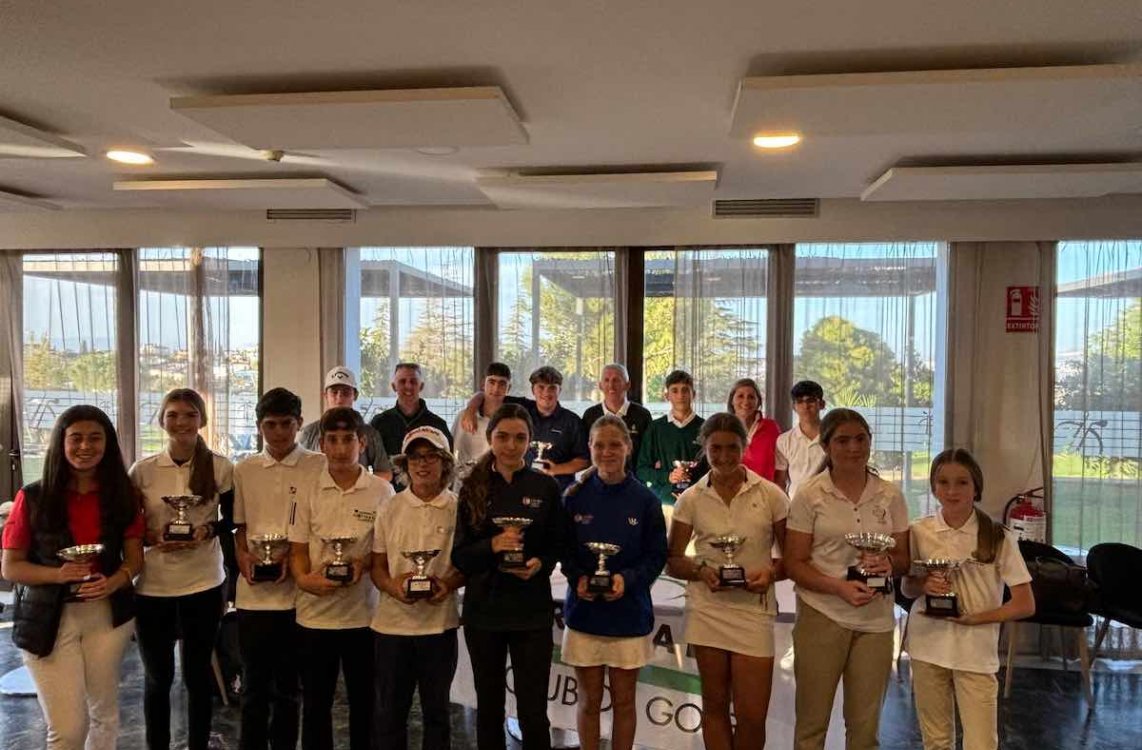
561, 415, 668, 750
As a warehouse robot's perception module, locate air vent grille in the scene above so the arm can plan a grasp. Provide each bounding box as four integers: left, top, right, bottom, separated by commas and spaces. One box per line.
713, 198, 819, 218
266, 208, 356, 222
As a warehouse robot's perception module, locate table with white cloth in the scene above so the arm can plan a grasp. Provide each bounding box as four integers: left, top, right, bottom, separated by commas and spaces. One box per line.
451, 570, 850, 749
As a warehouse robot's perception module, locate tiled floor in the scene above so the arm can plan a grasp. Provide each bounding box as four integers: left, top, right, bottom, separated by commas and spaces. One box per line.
0, 621, 1139, 749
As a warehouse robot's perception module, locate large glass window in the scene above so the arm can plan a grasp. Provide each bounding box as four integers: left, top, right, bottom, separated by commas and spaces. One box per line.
642, 247, 769, 417
495, 250, 615, 413
137, 247, 261, 460
354, 247, 475, 425
1053, 240, 1142, 551
21, 252, 120, 478
794, 242, 943, 515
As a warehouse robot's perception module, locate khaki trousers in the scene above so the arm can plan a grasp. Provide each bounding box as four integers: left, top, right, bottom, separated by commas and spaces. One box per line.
911, 659, 998, 750
792, 601, 893, 750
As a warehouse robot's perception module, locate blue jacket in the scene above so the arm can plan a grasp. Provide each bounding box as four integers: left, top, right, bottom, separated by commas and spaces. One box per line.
561, 473, 668, 637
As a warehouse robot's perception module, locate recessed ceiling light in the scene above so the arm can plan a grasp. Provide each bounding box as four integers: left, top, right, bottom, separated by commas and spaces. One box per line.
105, 149, 154, 165
752, 134, 801, 149
414, 146, 459, 156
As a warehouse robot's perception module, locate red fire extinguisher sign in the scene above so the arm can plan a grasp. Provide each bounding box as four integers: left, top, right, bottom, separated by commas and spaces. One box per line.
1005, 286, 1040, 333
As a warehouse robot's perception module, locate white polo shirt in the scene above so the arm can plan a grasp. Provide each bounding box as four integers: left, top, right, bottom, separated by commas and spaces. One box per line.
906, 510, 1031, 673
787, 470, 909, 633
371, 487, 460, 636
673, 470, 790, 617
775, 425, 825, 500
233, 445, 326, 611
289, 467, 392, 630
130, 449, 233, 598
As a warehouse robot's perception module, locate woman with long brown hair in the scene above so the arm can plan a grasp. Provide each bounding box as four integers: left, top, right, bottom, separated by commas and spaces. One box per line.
451, 403, 569, 750
130, 388, 234, 750
2, 405, 144, 749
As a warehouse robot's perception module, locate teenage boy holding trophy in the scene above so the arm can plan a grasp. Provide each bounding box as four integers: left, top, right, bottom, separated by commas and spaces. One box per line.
371, 426, 464, 750
289, 408, 392, 750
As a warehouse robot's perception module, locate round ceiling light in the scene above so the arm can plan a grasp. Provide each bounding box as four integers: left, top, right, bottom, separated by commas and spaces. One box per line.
752, 134, 802, 149
105, 149, 154, 165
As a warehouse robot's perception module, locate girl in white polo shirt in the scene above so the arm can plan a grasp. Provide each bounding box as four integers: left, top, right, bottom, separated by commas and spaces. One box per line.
371, 426, 464, 750
130, 388, 233, 750
785, 408, 910, 750
903, 449, 1034, 750
666, 412, 789, 750
288, 407, 392, 750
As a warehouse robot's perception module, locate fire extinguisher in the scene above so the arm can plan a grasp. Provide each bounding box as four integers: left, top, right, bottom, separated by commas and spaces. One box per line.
1004, 487, 1047, 543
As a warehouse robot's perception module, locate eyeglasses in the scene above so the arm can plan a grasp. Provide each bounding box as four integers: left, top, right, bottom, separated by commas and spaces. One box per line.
406, 452, 443, 464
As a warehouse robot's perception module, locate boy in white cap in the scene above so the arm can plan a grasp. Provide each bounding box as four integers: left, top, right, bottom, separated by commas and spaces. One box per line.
299, 366, 393, 481
371, 425, 463, 750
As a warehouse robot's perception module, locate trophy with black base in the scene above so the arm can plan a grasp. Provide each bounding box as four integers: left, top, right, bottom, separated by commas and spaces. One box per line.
530, 442, 553, 472
400, 549, 441, 600
585, 542, 621, 594
710, 535, 748, 588
162, 494, 205, 541
913, 558, 963, 617
249, 533, 289, 582
322, 536, 358, 584
671, 460, 698, 496
58, 544, 104, 602
491, 516, 533, 571
844, 532, 896, 594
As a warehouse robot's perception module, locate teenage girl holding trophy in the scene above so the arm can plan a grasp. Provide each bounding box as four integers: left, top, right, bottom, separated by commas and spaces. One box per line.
666, 412, 790, 750
130, 388, 233, 750
903, 449, 1034, 750
561, 416, 667, 750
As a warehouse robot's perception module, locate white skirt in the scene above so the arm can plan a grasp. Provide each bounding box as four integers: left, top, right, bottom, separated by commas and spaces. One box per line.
684, 605, 775, 658
561, 628, 653, 670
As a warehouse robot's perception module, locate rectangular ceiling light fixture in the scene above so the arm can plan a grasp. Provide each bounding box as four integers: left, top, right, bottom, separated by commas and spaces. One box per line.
171, 86, 528, 149
477, 170, 719, 209
113, 177, 369, 209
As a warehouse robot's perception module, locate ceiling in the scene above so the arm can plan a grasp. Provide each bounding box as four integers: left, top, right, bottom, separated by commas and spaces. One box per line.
1, 1, 1140, 211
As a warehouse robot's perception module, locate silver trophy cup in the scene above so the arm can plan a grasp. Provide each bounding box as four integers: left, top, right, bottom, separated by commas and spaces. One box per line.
530, 441, 554, 472
58, 544, 104, 601
844, 532, 896, 594
322, 536, 359, 583
249, 533, 289, 582
400, 549, 442, 600
913, 558, 963, 617
491, 516, 534, 570
671, 460, 698, 496
710, 534, 747, 588
162, 494, 205, 541
585, 542, 621, 594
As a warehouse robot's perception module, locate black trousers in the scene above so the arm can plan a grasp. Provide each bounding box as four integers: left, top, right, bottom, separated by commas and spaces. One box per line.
238, 609, 300, 750
374, 629, 458, 750
298, 625, 374, 750
464, 626, 553, 750
135, 584, 224, 750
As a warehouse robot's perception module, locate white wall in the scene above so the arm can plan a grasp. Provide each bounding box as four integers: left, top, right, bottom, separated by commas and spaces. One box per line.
261, 248, 324, 424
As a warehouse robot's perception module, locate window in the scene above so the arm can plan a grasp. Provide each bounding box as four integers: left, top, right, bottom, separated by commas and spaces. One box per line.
21, 252, 120, 479
642, 247, 769, 417
495, 250, 615, 413
353, 247, 475, 426
1053, 240, 1142, 551
794, 242, 944, 515
136, 247, 261, 461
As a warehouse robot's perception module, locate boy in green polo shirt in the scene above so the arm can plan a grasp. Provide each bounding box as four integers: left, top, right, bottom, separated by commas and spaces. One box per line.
636, 369, 705, 509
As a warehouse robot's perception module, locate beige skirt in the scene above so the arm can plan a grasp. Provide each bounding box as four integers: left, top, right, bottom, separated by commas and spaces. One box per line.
561, 628, 653, 670
684, 605, 775, 658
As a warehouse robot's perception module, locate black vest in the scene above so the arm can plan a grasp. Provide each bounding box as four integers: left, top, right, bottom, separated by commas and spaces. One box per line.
11, 482, 136, 656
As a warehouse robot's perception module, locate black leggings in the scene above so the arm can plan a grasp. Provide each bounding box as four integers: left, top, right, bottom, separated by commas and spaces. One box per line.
464, 626, 553, 750
135, 585, 224, 750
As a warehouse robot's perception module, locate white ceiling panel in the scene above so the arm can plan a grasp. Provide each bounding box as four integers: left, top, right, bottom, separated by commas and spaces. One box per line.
0, 187, 59, 210
476, 170, 718, 209
0, 114, 86, 158
861, 163, 1142, 201
730, 64, 1142, 138
170, 87, 528, 150
112, 177, 369, 209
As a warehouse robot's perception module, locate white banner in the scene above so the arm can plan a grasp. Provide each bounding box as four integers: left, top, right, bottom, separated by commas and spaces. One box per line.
451, 575, 848, 749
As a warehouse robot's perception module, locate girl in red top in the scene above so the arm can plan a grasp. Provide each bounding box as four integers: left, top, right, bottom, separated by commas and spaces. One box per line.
1, 405, 145, 750
727, 378, 781, 481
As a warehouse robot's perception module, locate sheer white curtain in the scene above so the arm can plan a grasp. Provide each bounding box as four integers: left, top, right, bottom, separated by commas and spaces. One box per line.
495, 249, 615, 414
18, 252, 120, 479
353, 247, 475, 425
793, 242, 943, 514
1, 252, 24, 498
643, 247, 769, 417
137, 247, 261, 460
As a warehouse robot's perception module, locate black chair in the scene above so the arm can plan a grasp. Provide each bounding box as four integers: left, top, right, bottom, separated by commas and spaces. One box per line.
1003, 540, 1094, 707
1086, 543, 1142, 658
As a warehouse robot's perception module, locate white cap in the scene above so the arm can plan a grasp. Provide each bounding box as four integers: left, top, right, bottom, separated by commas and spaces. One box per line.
324, 366, 358, 391
401, 426, 449, 454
